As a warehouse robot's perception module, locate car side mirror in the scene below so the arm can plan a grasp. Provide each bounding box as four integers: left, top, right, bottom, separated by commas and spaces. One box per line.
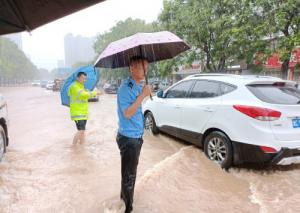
156, 90, 164, 98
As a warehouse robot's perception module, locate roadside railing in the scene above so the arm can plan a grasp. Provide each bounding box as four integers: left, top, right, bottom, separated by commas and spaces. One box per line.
0, 79, 32, 87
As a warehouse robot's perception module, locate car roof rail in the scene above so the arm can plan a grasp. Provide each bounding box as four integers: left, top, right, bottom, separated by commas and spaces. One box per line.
185, 73, 238, 79
241, 75, 281, 79
185, 73, 283, 80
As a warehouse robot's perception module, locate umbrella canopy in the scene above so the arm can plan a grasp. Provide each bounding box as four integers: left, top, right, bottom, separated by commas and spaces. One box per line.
60, 65, 100, 107
94, 31, 190, 68
0, 0, 105, 35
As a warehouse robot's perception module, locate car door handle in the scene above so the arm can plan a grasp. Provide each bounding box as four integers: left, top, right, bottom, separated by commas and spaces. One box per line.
175, 105, 182, 109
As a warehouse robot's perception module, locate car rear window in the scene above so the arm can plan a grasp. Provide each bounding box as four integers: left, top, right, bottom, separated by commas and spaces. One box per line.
247, 84, 300, 105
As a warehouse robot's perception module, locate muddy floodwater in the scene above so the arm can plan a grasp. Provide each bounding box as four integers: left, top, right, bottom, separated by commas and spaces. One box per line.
1, 87, 300, 213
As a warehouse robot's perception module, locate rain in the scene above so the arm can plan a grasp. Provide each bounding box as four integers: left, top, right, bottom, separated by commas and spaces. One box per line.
0, 0, 300, 213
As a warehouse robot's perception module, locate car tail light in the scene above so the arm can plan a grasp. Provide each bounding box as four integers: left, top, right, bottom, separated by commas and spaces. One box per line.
260, 146, 277, 153
233, 105, 281, 121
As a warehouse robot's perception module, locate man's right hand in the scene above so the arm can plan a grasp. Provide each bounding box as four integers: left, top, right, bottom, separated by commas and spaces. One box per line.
141, 85, 152, 98
124, 84, 151, 119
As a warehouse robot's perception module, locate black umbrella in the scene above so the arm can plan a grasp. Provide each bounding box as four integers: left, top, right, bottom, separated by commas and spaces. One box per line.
0, 0, 106, 35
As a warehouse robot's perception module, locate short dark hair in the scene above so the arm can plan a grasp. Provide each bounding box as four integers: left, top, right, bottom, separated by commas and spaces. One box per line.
129, 55, 148, 65
77, 72, 87, 78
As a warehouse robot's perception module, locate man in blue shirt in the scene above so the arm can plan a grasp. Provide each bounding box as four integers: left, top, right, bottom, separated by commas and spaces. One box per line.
116, 56, 151, 213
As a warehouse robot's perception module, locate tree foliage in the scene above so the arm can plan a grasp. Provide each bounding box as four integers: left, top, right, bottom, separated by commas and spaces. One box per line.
0, 37, 38, 80
158, 0, 300, 78
159, 0, 242, 72
252, 0, 300, 79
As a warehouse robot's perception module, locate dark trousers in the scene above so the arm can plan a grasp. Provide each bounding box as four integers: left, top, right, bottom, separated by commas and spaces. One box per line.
116, 133, 143, 213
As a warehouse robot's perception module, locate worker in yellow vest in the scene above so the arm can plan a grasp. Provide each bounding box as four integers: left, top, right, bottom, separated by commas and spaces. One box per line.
68, 71, 101, 144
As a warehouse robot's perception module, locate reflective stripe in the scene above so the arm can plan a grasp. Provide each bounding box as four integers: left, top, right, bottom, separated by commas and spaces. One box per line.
71, 115, 86, 119
89, 91, 92, 97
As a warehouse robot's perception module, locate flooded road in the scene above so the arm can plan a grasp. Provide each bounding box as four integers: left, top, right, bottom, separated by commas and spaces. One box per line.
0, 87, 300, 213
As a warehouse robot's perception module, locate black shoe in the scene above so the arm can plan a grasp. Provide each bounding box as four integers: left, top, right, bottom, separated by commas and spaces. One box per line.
125, 205, 133, 213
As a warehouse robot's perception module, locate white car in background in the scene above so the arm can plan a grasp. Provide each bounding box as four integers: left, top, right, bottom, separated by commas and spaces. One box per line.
31, 80, 40, 87
0, 93, 9, 161
143, 74, 300, 168
46, 81, 54, 90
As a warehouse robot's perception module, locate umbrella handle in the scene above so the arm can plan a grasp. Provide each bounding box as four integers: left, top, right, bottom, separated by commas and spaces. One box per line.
140, 45, 152, 101
142, 60, 152, 101
145, 79, 153, 100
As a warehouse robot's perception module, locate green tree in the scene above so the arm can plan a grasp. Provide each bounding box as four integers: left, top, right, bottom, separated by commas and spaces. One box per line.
0, 37, 38, 80
159, 0, 242, 72
233, 0, 300, 78
158, 0, 300, 78
253, 0, 300, 79
155, 60, 176, 78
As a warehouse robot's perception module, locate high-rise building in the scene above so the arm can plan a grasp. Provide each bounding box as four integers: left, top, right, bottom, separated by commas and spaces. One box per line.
64, 33, 96, 68
2, 33, 23, 50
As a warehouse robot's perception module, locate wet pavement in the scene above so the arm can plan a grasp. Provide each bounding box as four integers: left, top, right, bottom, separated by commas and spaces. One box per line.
0, 87, 300, 213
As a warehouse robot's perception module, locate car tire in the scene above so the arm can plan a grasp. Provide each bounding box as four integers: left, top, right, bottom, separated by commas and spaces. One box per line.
204, 131, 233, 169
0, 125, 6, 162
144, 112, 159, 135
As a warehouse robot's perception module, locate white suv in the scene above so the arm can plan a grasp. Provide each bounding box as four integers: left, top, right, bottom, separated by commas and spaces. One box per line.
143, 74, 300, 168
0, 93, 9, 161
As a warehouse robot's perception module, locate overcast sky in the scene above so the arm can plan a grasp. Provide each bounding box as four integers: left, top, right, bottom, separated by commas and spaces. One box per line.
21, 0, 164, 70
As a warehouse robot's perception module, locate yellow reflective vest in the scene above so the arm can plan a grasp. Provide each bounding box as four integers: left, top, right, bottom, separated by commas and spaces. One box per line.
68, 81, 97, 121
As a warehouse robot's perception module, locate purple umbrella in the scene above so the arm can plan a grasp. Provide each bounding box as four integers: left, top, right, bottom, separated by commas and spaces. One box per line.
94, 31, 190, 69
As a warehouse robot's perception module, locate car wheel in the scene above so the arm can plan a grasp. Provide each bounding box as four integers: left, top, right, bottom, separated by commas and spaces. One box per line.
204, 131, 233, 169
144, 112, 159, 135
0, 125, 6, 162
